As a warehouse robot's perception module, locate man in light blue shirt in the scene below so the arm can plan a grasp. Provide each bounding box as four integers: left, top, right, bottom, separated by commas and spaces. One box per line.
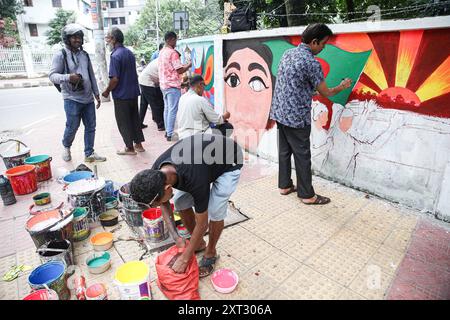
150, 43, 164, 61
49, 23, 106, 163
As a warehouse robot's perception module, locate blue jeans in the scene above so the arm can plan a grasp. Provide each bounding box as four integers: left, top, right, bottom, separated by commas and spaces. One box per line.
62, 99, 96, 157
173, 169, 241, 221
162, 88, 181, 137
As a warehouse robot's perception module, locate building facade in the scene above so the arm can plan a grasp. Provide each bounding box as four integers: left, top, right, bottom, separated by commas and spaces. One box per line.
19, 0, 93, 50
101, 0, 145, 32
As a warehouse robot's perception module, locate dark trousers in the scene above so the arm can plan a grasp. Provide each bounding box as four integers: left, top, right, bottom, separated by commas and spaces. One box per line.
114, 98, 145, 148
211, 121, 234, 137
140, 84, 165, 129
277, 122, 315, 199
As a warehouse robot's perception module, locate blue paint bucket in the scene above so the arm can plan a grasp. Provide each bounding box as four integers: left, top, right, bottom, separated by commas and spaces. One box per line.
63, 171, 93, 184
28, 261, 70, 300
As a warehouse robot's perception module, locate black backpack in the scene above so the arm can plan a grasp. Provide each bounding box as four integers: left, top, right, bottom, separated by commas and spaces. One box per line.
229, 5, 257, 32
54, 48, 93, 92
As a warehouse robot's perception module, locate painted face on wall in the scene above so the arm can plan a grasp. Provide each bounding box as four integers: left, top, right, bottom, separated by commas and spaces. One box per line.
224, 48, 273, 151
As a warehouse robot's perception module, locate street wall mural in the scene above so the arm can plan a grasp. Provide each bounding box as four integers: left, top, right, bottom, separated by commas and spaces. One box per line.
222, 27, 450, 219
178, 40, 215, 106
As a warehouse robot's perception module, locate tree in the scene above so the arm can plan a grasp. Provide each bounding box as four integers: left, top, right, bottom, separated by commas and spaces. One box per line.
0, 0, 24, 19
125, 0, 223, 60
45, 9, 76, 46
0, 17, 20, 47
219, 0, 450, 28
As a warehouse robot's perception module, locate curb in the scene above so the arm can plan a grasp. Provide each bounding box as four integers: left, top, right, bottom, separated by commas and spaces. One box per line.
0, 81, 53, 89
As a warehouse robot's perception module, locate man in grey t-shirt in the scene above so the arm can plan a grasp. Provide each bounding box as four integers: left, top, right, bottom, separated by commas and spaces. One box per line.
49, 24, 106, 163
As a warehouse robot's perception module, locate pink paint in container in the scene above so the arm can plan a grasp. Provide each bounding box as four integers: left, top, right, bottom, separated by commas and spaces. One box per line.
210, 268, 239, 294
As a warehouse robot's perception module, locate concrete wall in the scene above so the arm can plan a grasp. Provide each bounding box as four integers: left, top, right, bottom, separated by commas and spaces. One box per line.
178, 16, 450, 221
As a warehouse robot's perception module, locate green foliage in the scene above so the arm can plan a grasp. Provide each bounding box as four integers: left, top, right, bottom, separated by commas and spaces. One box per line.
125, 0, 223, 58
0, 0, 24, 19
0, 17, 20, 47
45, 9, 77, 46
219, 0, 450, 28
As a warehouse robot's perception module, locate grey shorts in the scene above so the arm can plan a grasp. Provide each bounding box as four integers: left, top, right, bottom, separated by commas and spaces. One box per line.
173, 169, 241, 221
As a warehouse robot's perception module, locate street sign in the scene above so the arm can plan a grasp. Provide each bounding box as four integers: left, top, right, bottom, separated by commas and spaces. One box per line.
173, 11, 189, 31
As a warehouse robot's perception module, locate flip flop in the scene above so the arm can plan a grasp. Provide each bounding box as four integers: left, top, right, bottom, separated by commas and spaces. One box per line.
199, 255, 219, 278
280, 185, 296, 196
302, 194, 331, 205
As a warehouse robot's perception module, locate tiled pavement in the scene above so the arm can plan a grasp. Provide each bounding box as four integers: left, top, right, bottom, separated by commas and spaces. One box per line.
0, 100, 449, 300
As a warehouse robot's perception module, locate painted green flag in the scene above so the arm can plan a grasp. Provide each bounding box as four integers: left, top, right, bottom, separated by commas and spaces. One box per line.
263, 40, 371, 106
316, 44, 371, 106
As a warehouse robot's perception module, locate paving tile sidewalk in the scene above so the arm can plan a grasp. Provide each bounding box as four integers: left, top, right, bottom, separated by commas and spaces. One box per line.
0, 101, 449, 300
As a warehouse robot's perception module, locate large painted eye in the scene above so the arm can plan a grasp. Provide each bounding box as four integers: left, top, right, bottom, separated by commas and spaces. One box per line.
249, 76, 268, 92
225, 73, 240, 88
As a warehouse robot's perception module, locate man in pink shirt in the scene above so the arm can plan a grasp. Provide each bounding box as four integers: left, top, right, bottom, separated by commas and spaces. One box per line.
159, 31, 192, 141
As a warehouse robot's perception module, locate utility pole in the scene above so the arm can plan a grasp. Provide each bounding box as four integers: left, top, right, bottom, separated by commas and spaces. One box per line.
91, 0, 110, 101
155, 0, 160, 46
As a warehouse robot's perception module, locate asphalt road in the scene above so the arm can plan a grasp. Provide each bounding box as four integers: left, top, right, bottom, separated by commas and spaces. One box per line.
0, 86, 64, 132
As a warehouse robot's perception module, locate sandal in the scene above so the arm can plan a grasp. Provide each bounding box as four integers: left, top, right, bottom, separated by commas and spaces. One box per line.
302, 194, 331, 205
280, 185, 296, 196
199, 255, 219, 278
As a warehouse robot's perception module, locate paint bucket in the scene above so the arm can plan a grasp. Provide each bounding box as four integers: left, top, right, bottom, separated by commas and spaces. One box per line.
5, 164, 37, 195
66, 178, 106, 225
33, 192, 51, 206
72, 207, 90, 242
114, 261, 151, 300
37, 239, 74, 266
104, 180, 114, 198
28, 261, 70, 300
24, 155, 53, 182
86, 283, 108, 300
0, 139, 31, 169
123, 203, 149, 227
23, 288, 59, 300
142, 208, 168, 243
25, 209, 74, 249
118, 183, 139, 210
62, 171, 94, 184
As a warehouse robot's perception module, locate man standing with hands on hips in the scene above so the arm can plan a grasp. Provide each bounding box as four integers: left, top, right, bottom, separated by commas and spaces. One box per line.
102, 27, 145, 155
270, 23, 352, 205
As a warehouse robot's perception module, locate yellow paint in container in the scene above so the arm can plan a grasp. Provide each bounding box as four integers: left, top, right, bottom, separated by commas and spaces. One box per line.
114, 261, 151, 300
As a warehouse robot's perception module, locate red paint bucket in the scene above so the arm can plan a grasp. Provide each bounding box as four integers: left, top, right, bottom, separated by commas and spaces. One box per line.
5, 164, 37, 195
23, 289, 59, 300
25, 155, 53, 182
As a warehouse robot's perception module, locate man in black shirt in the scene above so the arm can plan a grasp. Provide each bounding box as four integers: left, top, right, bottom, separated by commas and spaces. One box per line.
130, 134, 243, 276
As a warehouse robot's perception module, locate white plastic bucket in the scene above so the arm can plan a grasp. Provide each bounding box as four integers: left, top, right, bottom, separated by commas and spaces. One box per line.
114, 261, 151, 300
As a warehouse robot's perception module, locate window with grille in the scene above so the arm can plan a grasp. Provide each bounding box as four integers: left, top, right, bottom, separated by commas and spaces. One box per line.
119, 17, 125, 24
29, 24, 38, 37
52, 0, 62, 7
23, 0, 33, 6
118, 0, 124, 8
111, 18, 118, 25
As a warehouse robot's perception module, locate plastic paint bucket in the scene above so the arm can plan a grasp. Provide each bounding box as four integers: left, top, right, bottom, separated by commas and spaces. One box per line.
86, 283, 108, 300
5, 164, 37, 195
142, 208, 167, 243
24, 155, 53, 182
114, 261, 151, 300
25, 209, 64, 248
28, 261, 70, 300
66, 178, 106, 225
23, 289, 59, 300
72, 207, 90, 241
0, 139, 31, 169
